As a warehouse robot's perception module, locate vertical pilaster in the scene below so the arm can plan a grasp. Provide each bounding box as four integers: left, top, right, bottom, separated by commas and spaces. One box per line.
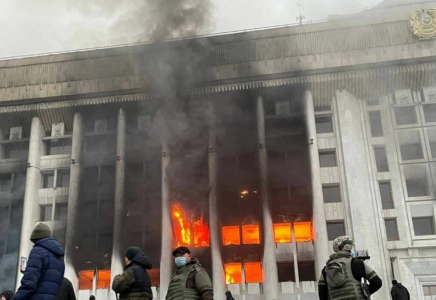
160, 143, 172, 299
16, 117, 46, 287
304, 91, 330, 276
110, 108, 127, 299
64, 113, 84, 289
208, 101, 225, 299
256, 96, 279, 300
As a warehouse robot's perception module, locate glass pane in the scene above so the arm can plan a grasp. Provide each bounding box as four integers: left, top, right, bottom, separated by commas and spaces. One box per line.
274, 223, 292, 243
379, 182, 394, 209
423, 104, 436, 123
423, 286, 430, 296
369, 111, 383, 137
327, 222, 345, 241
413, 217, 435, 236
245, 262, 262, 283
384, 219, 399, 241
315, 116, 333, 134
397, 130, 424, 161
430, 286, 436, 295
43, 174, 54, 189
40, 205, 52, 222
374, 147, 389, 172
55, 204, 68, 221
403, 165, 429, 197
222, 226, 240, 245
242, 224, 260, 245
319, 151, 337, 167
394, 106, 418, 125
0, 175, 11, 192
323, 185, 341, 203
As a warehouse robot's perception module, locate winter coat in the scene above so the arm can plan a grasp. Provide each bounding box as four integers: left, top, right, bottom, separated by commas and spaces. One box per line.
112, 252, 153, 300
391, 283, 410, 300
56, 278, 76, 300
12, 238, 65, 300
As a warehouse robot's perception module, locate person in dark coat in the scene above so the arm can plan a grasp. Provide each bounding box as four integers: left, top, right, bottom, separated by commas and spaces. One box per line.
89, 296, 95, 300
56, 278, 76, 300
1, 290, 14, 300
391, 280, 410, 300
112, 246, 153, 300
12, 223, 65, 300
225, 291, 236, 300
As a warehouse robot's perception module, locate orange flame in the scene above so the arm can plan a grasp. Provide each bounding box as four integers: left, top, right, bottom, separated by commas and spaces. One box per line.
172, 204, 190, 247
193, 217, 210, 247
225, 263, 242, 284
172, 203, 210, 248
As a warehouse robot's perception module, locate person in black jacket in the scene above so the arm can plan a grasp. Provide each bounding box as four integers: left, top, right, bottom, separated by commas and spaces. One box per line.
391, 280, 410, 300
225, 291, 236, 300
56, 278, 76, 300
112, 246, 153, 300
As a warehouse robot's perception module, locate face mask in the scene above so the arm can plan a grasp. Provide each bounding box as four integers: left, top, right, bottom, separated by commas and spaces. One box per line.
350, 250, 355, 257
175, 257, 187, 267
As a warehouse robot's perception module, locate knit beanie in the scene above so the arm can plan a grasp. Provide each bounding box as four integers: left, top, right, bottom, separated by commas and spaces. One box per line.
125, 246, 142, 260
1, 290, 14, 300
30, 223, 51, 242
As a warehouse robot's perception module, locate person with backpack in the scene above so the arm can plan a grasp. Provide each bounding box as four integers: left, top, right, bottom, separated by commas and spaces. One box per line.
318, 236, 382, 300
112, 246, 153, 300
391, 280, 410, 300
165, 246, 213, 300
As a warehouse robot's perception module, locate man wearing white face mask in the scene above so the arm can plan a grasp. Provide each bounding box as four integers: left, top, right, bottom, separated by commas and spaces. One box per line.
166, 246, 213, 300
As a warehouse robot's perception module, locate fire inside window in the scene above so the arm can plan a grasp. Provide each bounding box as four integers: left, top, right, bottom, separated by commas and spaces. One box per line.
273, 223, 292, 243
97, 270, 111, 289
273, 222, 313, 243
242, 224, 260, 244
222, 226, 240, 245
172, 204, 210, 248
79, 270, 94, 290
148, 269, 160, 286
224, 262, 263, 284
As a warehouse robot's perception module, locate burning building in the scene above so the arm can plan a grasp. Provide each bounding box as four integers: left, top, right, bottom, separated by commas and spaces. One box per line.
1, 1, 436, 299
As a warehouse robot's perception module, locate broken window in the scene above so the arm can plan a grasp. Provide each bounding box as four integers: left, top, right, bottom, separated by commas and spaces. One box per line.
273, 223, 292, 243
403, 164, 430, 197
222, 226, 240, 246
413, 217, 435, 236
97, 270, 111, 289
242, 224, 260, 245
394, 106, 418, 126
244, 262, 263, 283
225, 263, 242, 284
369, 111, 383, 137
319, 151, 337, 167
323, 185, 341, 203
315, 115, 333, 134
374, 147, 389, 172
397, 130, 424, 161
277, 262, 295, 282
384, 219, 399, 241
79, 270, 94, 290
327, 221, 345, 241
379, 182, 394, 209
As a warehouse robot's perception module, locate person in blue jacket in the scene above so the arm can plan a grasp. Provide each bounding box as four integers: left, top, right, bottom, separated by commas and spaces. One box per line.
12, 223, 65, 300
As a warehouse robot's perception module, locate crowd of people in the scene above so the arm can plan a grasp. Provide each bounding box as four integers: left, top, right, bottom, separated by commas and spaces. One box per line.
2, 223, 412, 300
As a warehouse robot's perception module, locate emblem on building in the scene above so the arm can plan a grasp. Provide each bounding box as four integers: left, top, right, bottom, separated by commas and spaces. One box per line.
409, 8, 436, 38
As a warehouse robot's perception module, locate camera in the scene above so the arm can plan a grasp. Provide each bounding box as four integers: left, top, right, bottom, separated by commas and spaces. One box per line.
355, 249, 370, 260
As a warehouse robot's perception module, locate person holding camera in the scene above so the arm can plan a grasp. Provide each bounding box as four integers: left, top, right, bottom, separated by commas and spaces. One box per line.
318, 236, 382, 300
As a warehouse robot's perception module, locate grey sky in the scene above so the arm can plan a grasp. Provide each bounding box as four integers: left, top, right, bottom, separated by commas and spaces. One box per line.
0, 0, 383, 59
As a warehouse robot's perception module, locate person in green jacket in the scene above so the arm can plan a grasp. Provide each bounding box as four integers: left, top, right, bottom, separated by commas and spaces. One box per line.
166, 247, 213, 300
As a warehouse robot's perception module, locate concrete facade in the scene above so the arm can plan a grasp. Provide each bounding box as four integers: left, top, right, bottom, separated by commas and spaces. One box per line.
1, 1, 436, 299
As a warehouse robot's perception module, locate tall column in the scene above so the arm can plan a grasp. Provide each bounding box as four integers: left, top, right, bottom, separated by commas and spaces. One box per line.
208, 102, 225, 299
256, 96, 279, 300
110, 108, 127, 300
160, 143, 172, 299
64, 112, 84, 289
291, 222, 300, 288
16, 117, 46, 287
304, 91, 330, 276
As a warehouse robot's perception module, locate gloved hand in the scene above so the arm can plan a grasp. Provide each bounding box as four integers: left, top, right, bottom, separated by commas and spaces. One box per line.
225, 291, 236, 300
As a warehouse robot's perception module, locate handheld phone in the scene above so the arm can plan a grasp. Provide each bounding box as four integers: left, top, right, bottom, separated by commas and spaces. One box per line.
20, 257, 28, 271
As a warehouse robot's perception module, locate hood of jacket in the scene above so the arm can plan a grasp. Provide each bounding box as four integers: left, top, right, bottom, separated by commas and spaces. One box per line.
34, 237, 65, 257
395, 283, 404, 288
126, 252, 152, 270
328, 251, 352, 262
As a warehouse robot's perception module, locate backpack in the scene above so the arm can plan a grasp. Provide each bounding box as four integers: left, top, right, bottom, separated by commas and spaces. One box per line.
324, 260, 347, 288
